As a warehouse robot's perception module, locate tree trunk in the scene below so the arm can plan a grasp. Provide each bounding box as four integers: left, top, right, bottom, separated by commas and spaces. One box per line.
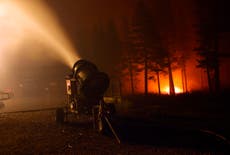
206, 66, 213, 93
119, 79, 122, 96
127, 58, 135, 95
156, 71, 161, 95
184, 66, 188, 93
168, 57, 175, 95
181, 64, 188, 93
144, 50, 148, 96
181, 69, 185, 92
214, 35, 220, 93
213, 2, 220, 93
214, 63, 220, 92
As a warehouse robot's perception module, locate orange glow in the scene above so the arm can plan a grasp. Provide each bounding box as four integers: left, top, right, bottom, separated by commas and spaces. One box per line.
121, 63, 202, 95
120, 51, 217, 95
162, 86, 183, 94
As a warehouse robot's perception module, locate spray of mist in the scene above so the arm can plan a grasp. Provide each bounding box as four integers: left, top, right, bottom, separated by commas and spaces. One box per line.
0, 0, 80, 69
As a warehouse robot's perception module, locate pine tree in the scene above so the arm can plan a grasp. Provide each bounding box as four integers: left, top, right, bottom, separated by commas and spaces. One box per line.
129, 0, 163, 95
194, 0, 220, 93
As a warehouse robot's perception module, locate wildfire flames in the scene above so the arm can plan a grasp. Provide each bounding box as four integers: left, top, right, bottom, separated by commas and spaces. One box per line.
163, 86, 183, 94
120, 59, 206, 95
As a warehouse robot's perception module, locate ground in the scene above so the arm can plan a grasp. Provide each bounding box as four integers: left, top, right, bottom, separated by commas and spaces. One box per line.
0, 109, 228, 155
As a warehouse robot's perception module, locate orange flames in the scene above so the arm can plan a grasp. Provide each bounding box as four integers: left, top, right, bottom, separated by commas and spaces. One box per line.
120, 56, 206, 95
149, 69, 184, 95
162, 86, 183, 94
121, 68, 185, 95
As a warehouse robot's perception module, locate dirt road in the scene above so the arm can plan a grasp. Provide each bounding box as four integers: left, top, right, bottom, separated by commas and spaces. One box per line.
0, 110, 227, 154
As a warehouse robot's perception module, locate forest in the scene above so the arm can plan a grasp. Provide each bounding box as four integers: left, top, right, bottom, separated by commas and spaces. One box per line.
75, 0, 230, 96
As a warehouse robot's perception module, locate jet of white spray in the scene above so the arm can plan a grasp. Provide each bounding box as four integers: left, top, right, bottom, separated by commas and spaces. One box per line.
0, 0, 80, 69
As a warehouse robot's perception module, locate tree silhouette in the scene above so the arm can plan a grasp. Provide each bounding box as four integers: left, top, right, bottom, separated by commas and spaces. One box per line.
115, 18, 137, 95
118, 44, 136, 95
194, 0, 220, 93
150, 0, 180, 95
148, 47, 168, 95
176, 52, 189, 93
129, 0, 164, 95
